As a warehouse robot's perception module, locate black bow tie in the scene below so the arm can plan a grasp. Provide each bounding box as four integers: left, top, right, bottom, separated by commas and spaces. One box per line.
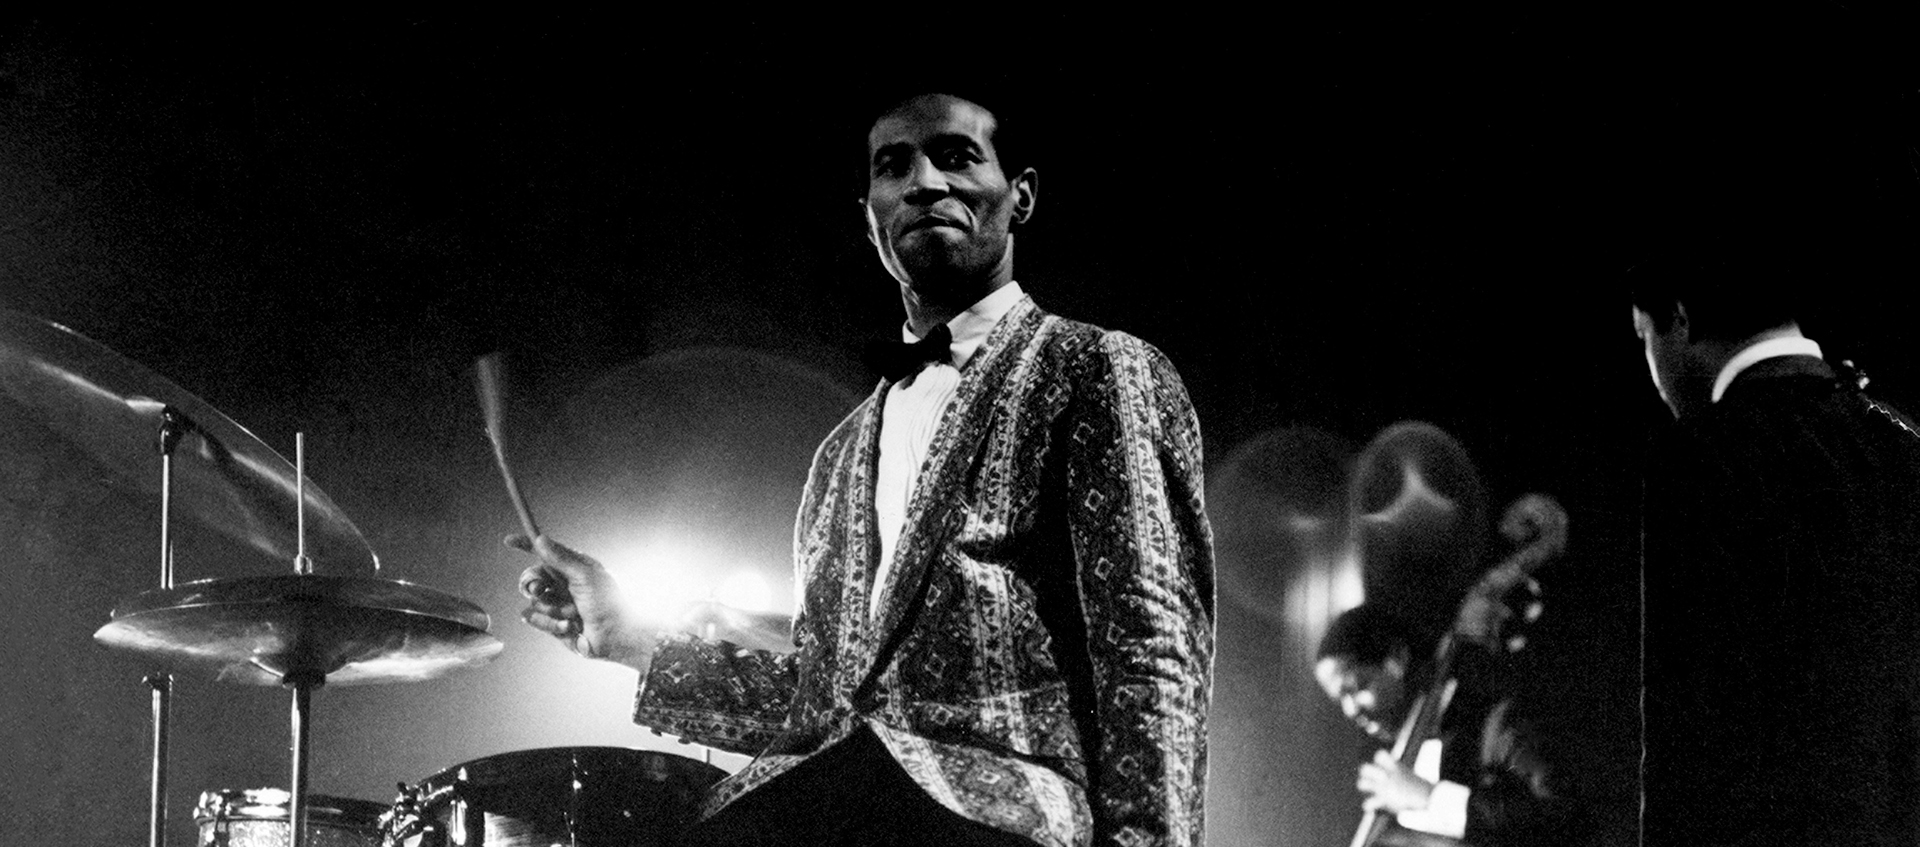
863, 324, 953, 381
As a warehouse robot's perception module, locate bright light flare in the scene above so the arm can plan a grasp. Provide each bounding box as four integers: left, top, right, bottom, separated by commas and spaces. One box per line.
590, 533, 785, 631
1284, 544, 1366, 661
602, 536, 713, 630
714, 570, 774, 612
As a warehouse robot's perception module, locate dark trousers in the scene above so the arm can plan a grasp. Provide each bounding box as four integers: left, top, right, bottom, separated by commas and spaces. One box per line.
677, 728, 1037, 847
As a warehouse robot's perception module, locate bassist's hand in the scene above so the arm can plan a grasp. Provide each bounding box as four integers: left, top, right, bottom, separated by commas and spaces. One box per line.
1358, 749, 1436, 813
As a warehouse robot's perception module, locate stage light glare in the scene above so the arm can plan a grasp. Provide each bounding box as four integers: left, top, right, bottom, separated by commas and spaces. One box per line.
602, 536, 716, 631
1333, 550, 1364, 609
715, 570, 774, 612
1286, 511, 1325, 533
1283, 546, 1367, 660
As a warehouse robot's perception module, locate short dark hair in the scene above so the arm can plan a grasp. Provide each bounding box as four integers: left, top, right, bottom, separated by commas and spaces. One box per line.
1627, 270, 1801, 343
1625, 232, 1807, 342
1317, 604, 1417, 667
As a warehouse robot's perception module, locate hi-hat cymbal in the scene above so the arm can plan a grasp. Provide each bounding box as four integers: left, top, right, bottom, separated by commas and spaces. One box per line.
0, 308, 375, 573
93, 575, 503, 685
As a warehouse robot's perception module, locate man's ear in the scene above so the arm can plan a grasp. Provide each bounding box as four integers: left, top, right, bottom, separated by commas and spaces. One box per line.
860, 199, 880, 248
1010, 167, 1038, 227
1668, 299, 1692, 344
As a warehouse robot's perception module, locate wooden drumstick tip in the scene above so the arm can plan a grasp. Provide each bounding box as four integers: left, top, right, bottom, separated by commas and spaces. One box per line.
474, 353, 510, 440
473, 353, 543, 540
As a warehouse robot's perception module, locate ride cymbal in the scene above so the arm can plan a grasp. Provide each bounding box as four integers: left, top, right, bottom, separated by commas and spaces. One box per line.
0, 308, 376, 574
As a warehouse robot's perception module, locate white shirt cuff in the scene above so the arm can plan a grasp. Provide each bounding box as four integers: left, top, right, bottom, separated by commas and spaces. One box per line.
1395, 780, 1470, 839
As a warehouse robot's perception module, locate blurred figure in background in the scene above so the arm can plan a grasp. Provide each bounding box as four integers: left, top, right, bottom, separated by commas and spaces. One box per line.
1316, 602, 1581, 847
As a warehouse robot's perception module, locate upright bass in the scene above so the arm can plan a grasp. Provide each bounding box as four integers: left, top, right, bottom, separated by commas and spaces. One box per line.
1346, 493, 1568, 847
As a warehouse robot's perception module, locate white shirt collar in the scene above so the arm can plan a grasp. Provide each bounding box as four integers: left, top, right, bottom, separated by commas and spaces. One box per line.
899, 281, 1025, 371
1712, 335, 1824, 403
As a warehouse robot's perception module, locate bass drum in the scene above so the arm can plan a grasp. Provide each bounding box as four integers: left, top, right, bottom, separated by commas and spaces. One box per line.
195, 788, 386, 847
382, 747, 726, 847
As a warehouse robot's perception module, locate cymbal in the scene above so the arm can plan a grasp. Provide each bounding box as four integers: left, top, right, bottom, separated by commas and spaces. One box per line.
0, 308, 375, 573
93, 575, 503, 685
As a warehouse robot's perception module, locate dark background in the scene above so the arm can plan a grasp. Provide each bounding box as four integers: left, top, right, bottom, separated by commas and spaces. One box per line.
0, 12, 1912, 846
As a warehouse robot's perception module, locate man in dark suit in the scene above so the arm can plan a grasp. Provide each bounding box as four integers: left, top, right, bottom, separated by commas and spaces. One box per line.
1632, 277, 1920, 845
508, 92, 1214, 847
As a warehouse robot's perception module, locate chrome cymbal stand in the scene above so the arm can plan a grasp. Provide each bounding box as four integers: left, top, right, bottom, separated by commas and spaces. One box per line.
144, 672, 172, 847
287, 433, 317, 847
144, 406, 192, 847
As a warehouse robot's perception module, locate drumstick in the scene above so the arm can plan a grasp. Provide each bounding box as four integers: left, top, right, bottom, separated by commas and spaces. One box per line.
474, 353, 562, 602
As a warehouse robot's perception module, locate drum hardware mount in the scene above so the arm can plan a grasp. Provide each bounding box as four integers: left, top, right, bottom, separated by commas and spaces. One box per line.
97, 422, 504, 847
128, 425, 370, 847
378, 781, 455, 846
4, 307, 495, 847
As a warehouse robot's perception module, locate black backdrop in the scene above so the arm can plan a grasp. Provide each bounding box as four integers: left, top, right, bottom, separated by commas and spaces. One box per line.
0, 12, 1912, 846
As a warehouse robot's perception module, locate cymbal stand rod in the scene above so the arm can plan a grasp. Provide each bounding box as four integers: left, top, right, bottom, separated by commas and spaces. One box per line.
287, 673, 321, 847
294, 433, 312, 575
157, 406, 191, 589
158, 451, 174, 588
145, 673, 172, 847
144, 410, 190, 847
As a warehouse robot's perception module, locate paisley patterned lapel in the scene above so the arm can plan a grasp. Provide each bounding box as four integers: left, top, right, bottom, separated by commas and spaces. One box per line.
831, 380, 890, 696
861, 297, 1045, 681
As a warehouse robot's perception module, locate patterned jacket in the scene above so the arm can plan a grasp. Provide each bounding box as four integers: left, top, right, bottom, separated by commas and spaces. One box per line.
632, 296, 1215, 847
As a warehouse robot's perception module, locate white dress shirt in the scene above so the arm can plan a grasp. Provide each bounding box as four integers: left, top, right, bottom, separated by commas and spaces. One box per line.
1396, 737, 1471, 838
1394, 680, 1470, 838
872, 281, 1026, 618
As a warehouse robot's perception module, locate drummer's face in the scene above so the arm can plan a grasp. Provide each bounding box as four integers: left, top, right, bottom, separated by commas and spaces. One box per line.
1315, 653, 1408, 742
863, 95, 1031, 292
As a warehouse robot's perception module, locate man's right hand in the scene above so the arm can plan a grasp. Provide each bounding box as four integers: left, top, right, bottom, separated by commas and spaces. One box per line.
1358, 749, 1436, 814
505, 534, 657, 673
